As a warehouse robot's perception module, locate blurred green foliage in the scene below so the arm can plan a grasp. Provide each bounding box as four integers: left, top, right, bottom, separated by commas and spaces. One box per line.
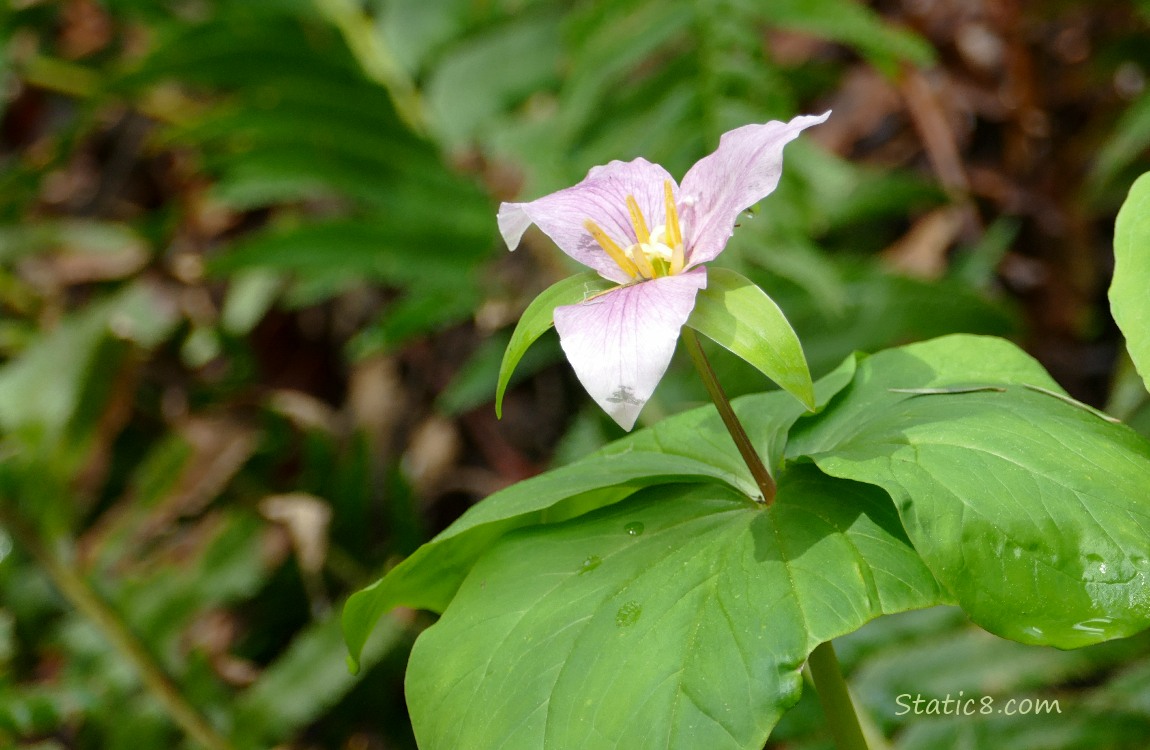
1, 0, 1148, 748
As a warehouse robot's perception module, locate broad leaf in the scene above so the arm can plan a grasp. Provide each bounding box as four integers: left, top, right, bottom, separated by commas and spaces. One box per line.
495, 271, 613, 418
345, 356, 857, 667
407, 468, 945, 750
789, 335, 1150, 648
688, 267, 815, 410
344, 451, 738, 668
1111, 171, 1150, 392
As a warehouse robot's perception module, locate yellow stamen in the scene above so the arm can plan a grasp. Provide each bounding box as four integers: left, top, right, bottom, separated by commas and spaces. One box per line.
629, 243, 656, 279
664, 180, 686, 273
584, 219, 639, 278
663, 181, 682, 249
626, 195, 651, 244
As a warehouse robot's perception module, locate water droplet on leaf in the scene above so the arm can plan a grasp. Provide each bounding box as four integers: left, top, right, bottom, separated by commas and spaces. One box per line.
615, 601, 642, 627
579, 555, 602, 574
624, 522, 644, 537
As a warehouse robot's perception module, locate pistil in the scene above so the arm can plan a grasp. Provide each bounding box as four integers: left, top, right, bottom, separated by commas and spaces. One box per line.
629, 243, 657, 278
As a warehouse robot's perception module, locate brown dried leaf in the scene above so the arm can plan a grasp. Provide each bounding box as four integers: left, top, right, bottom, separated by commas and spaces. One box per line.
881, 206, 967, 279
402, 416, 461, 496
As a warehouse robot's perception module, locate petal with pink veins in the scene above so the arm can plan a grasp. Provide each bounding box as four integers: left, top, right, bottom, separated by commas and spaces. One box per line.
497, 159, 678, 284
680, 112, 830, 267
553, 268, 708, 431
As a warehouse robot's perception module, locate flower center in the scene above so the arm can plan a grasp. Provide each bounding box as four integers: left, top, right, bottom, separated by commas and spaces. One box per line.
583, 180, 686, 280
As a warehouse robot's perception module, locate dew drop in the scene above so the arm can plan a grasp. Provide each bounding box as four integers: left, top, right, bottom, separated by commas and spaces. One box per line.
579, 555, 602, 574
615, 601, 642, 627
624, 522, 645, 537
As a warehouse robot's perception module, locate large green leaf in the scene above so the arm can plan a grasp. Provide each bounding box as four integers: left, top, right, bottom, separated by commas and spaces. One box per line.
406, 469, 945, 750
687, 267, 814, 410
345, 356, 857, 667
1111, 171, 1150, 392
343, 451, 745, 668
788, 335, 1150, 649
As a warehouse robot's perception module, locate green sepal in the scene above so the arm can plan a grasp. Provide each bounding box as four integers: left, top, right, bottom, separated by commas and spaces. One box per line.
687, 267, 815, 410
495, 271, 614, 418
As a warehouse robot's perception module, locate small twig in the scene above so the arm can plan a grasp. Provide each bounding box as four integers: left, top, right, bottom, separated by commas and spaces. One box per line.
1022, 384, 1122, 423
888, 386, 1006, 395
898, 66, 971, 199
898, 65, 983, 237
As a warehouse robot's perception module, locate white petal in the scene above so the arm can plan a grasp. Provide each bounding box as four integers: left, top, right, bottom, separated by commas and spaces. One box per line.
496, 203, 534, 251
553, 268, 708, 430
680, 112, 830, 266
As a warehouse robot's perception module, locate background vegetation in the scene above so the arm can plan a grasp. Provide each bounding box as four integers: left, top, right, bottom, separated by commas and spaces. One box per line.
2, 0, 1150, 748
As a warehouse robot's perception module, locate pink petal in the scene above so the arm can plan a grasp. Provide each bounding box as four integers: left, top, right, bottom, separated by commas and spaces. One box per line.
679, 112, 830, 266
497, 159, 678, 284
553, 268, 708, 431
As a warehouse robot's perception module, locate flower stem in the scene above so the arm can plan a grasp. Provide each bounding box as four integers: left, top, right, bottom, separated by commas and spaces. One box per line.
0, 505, 234, 750
683, 332, 866, 749
682, 328, 776, 504
806, 641, 871, 750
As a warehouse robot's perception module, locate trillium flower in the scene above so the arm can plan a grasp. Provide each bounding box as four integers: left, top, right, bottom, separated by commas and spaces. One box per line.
498, 112, 829, 431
